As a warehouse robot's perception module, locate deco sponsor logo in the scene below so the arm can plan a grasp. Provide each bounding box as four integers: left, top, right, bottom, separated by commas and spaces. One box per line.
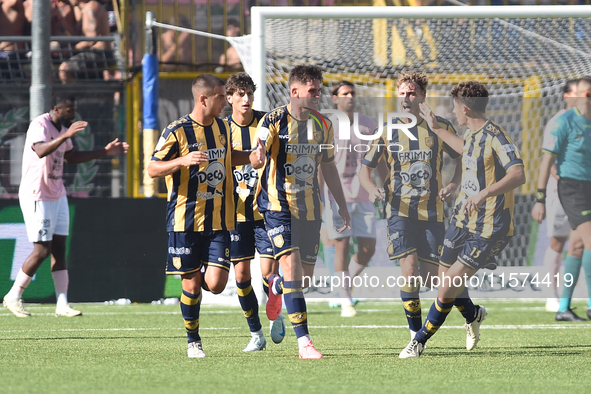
198, 161, 226, 187
284, 156, 315, 181
461, 171, 480, 197
401, 161, 432, 188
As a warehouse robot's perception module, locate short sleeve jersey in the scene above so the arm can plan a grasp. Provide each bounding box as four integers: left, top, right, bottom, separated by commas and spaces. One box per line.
363, 117, 460, 222
542, 106, 591, 182
19, 113, 74, 201
151, 114, 234, 233
451, 120, 524, 238
255, 105, 334, 221
226, 110, 267, 222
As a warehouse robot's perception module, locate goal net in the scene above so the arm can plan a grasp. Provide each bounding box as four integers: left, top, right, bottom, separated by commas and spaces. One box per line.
234, 5, 591, 267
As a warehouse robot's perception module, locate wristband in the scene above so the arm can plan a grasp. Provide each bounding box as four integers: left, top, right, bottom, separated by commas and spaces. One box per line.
535, 189, 546, 204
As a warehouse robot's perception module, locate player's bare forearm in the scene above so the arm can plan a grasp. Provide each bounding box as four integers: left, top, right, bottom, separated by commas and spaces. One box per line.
448, 158, 462, 192
33, 135, 72, 158
482, 165, 526, 199
64, 148, 108, 164
147, 158, 183, 178
537, 153, 556, 190
433, 126, 464, 154
232, 150, 251, 166
148, 151, 209, 178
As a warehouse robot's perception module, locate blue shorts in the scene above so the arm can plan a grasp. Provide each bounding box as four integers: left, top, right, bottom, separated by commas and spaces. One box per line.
166, 231, 231, 275
230, 220, 274, 262
263, 211, 321, 266
440, 225, 510, 270
386, 216, 444, 265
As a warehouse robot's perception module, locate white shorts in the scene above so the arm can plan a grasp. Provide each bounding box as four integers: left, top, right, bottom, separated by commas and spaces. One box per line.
326, 200, 376, 240
546, 192, 570, 238
20, 195, 70, 243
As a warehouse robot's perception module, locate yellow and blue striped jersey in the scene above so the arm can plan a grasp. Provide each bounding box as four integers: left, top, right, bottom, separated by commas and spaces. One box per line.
451, 120, 524, 238
363, 117, 460, 222
226, 110, 267, 222
151, 114, 235, 233
255, 105, 334, 221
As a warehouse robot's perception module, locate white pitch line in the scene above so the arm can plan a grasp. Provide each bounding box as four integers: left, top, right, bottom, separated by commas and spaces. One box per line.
1, 323, 588, 334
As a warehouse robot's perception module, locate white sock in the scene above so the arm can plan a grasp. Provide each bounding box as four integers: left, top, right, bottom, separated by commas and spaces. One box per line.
297, 334, 311, 347
349, 256, 366, 278
52, 270, 69, 306
5, 269, 33, 301
252, 329, 264, 337
543, 248, 562, 298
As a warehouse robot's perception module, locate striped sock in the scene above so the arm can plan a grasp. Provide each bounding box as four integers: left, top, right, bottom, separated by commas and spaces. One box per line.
236, 280, 262, 332
415, 299, 454, 345
454, 286, 477, 323
180, 290, 202, 343
283, 280, 308, 338
400, 284, 422, 332
263, 276, 270, 297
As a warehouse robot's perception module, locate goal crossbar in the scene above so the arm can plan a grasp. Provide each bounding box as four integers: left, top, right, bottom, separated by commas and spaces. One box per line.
251, 5, 591, 109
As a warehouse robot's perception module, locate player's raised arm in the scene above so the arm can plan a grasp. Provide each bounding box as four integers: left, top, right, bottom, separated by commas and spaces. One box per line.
148, 151, 209, 178
419, 102, 464, 154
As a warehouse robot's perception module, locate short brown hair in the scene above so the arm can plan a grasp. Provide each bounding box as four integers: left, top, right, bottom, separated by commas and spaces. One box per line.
288, 65, 323, 87
225, 73, 256, 96
450, 81, 489, 113
396, 70, 428, 94
192, 74, 225, 98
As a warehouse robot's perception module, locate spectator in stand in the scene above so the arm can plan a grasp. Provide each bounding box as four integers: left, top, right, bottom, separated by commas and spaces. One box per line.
0, 0, 26, 79
58, 0, 112, 83
160, 15, 193, 71
218, 18, 243, 72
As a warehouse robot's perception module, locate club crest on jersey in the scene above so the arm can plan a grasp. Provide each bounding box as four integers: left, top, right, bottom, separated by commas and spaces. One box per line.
425, 136, 434, 148
219, 134, 227, 146
173, 257, 182, 269
273, 235, 285, 248
314, 130, 322, 143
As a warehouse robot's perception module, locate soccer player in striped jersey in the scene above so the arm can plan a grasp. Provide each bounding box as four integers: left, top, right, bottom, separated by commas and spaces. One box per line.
399, 81, 526, 358
148, 74, 263, 358
224, 73, 285, 351
360, 70, 462, 340
251, 65, 351, 358
532, 76, 591, 321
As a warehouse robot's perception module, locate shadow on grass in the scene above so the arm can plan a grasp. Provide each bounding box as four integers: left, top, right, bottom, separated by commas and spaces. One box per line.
420, 344, 591, 358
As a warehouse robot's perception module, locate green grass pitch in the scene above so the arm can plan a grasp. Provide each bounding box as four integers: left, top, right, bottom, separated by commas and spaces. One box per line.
1, 299, 591, 393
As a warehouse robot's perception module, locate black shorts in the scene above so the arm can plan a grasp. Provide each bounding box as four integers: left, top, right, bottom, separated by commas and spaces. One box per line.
166, 231, 231, 275
440, 225, 510, 271
386, 216, 444, 265
230, 220, 274, 262
558, 177, 591, 230
263, 210, 321, 265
